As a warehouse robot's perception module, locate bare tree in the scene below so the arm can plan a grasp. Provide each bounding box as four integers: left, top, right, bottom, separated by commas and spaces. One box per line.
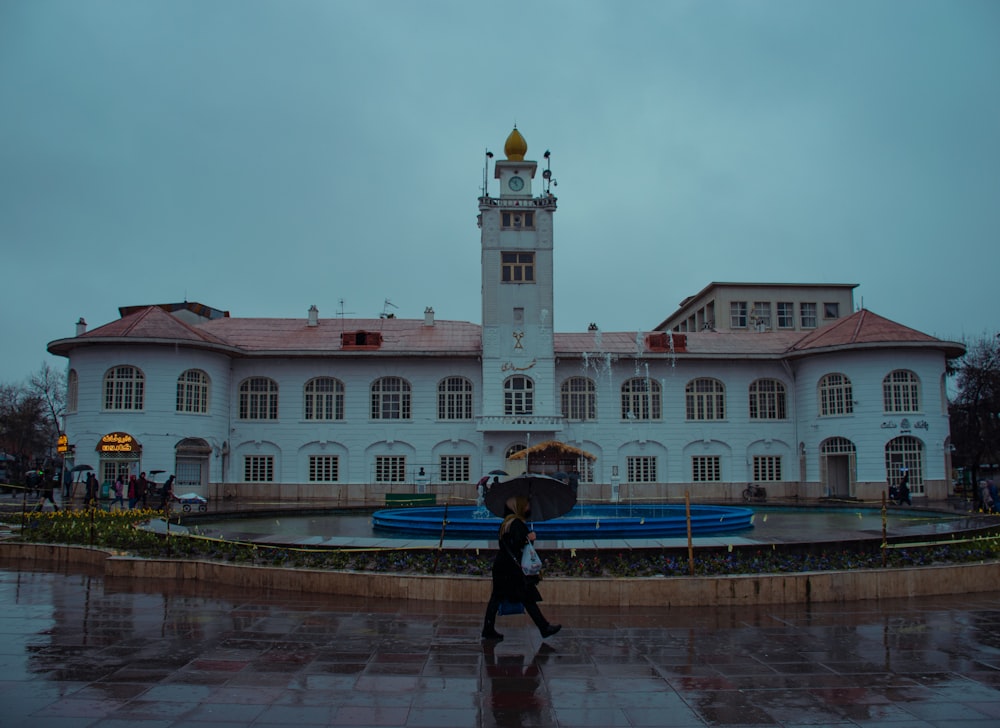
0, 383, 49, 480
949, 334, 1000, 504
29, 362, 66, 447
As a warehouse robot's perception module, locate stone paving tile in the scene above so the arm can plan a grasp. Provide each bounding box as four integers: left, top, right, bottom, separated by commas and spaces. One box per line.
4, 562, 1000, 727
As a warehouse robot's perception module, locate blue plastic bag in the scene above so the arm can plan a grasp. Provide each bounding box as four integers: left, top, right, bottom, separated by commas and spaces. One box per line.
498, 600, 524, 616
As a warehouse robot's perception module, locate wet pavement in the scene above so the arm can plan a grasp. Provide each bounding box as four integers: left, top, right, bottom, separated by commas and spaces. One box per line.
2, 563, 1000, 727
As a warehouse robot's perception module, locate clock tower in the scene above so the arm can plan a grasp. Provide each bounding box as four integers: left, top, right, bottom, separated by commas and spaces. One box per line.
478, 127, 560, 448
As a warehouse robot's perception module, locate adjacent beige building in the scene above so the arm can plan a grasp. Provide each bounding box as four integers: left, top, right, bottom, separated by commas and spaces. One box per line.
656, 282, 858, 334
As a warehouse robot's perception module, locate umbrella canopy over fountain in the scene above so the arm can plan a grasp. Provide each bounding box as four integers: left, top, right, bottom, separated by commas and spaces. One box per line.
507, 440, 596, 475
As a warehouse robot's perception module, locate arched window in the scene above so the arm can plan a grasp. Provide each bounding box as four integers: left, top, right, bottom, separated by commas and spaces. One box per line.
238, 377, 278, 420
504, 376, 534, 416
66, 369, 78, 413
438, 376, 473, 420
176, 369, 210, 414
748, 379, 786, 419
304, 377, 344, 420
883, 370, 920, 413
818, 373, 853, 416
562, 377, 596, 421
621, 377, 661, 420
885, 436, 924, 493
505, 443, 526, 460
103, 365, 145, 411
685, 378, 725, 420
371, 377, 411, 420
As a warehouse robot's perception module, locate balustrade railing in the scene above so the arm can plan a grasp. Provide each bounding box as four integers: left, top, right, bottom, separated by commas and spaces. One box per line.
476, 414, 564, 432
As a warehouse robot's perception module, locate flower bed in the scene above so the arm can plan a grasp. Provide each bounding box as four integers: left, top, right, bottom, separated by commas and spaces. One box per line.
5, 509, 1000, 578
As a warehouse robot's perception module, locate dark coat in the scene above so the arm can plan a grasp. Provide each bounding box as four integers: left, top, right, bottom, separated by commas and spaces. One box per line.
491, 517, 542, 603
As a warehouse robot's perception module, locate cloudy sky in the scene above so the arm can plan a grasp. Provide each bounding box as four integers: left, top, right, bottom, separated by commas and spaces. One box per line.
2, 0, 998, 385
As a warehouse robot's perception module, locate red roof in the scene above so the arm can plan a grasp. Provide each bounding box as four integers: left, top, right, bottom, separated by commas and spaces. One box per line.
787, 309, 961, 355
49, 305, 963, 360
199, 316, 482, 354
78, 306, 230, 346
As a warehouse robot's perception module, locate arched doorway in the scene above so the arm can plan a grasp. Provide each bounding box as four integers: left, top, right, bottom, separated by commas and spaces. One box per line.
821, 437, 856, 499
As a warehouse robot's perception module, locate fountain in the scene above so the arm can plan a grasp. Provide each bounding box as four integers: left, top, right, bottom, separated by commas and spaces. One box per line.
371, 503, 754, 539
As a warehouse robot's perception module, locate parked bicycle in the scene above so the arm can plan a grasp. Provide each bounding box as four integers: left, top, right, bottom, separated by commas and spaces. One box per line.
742, 482, 767, 503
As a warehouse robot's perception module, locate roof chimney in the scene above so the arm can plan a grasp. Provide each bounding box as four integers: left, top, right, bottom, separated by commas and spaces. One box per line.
76, 317, 87, 336
423, 307, 435, 327
307, 305, 318, 327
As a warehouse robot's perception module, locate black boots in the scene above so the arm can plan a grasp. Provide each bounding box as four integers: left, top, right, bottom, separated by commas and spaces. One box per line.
481, 628, 504, 641
540, 624, 562, 639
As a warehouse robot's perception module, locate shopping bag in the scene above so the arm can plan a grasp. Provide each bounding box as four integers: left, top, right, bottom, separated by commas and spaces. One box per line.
498, 600, 525, 616
521, 542, 543, 576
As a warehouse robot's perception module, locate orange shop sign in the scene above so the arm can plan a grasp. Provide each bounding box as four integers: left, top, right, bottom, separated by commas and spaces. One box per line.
97, 432, 141, 453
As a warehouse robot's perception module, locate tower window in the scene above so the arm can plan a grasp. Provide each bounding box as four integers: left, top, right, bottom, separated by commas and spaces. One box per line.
501, 252, 535, 283
501, 211, 534, 229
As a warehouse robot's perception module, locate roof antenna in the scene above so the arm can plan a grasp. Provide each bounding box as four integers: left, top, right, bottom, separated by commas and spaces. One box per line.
380, 298, 398, 319
337, 298, 356, 333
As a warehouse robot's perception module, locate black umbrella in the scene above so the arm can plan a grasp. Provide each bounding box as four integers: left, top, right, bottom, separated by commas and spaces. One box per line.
483, 473, 577, 522
70, 464, 93, 472
488, 469, 508, 476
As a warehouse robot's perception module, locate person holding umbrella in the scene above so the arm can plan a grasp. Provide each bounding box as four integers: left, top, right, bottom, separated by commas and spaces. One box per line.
481, 495, 561, 642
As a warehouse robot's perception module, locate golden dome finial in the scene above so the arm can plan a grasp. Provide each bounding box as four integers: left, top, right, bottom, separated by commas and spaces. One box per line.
504, 126, 527, 161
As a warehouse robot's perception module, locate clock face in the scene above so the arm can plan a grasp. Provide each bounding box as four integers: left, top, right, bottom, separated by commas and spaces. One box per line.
508, 175, 524, 192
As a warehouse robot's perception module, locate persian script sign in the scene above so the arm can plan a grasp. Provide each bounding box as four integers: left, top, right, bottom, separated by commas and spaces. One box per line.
97, 432, 140, 453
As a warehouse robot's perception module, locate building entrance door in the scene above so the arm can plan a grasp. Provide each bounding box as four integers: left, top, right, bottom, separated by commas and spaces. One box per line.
826, 454, 851, 498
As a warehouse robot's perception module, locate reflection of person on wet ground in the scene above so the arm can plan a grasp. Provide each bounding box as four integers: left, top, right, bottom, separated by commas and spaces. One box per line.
483, 641, 555, 727
481, 495, 561, 641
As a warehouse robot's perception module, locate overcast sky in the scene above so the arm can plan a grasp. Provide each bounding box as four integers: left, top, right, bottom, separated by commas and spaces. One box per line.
2, 0, 998, 386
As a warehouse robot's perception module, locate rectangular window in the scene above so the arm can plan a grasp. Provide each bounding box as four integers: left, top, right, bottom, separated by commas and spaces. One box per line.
175, 459, 203, 488
375, 455, 406, 483
753, 456, 782, 482
777, 302, 794, 329
800, 302, 817, 329
730, 301, 748, 329
823, 302, 840, 319
501, 252, 535, 282
439, 455, 470, 483
752, 301, 771, 329
692, 455, 721, 482
309, 455, 339, 482
501, 211, 534, 229
244, 455, 274, 482
576, 458, 595, 483
627, 455, 657, 483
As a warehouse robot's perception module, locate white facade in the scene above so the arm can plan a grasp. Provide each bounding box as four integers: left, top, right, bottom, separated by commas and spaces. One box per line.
49, 129, 963, 504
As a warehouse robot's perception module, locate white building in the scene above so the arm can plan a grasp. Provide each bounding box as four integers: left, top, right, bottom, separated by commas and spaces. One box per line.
48, 128, 964, 504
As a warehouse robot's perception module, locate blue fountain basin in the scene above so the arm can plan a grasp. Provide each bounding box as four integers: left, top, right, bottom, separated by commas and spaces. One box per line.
371, 504, 754, 540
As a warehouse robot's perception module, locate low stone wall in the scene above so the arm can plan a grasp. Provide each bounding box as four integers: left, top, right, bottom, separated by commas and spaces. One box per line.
2, 541, 998, 607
